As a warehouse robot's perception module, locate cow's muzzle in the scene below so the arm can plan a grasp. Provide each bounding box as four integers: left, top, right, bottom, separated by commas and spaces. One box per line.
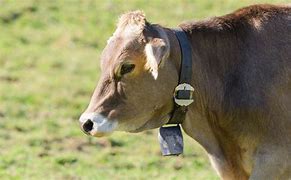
79, 113, 118, 137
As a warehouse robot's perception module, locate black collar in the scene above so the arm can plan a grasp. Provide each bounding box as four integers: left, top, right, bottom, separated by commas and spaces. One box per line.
166, 28, 194, 125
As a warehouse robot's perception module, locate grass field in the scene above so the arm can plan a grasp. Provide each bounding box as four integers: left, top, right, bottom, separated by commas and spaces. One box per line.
0, 0, 289, 179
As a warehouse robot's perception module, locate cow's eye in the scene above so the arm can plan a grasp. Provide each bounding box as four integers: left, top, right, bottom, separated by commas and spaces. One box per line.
120, 63, 135, 76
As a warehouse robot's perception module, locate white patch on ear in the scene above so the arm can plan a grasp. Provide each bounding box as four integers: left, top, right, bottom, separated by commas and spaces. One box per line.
145, 43, 159, 79
144, 26, 170, 80
145, 40, 169, 79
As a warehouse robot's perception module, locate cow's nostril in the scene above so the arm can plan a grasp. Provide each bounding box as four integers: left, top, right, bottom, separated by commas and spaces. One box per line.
82, 119, 94, 132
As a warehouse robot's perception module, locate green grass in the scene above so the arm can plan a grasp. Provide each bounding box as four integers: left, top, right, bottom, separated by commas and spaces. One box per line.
0, 0, 288, 179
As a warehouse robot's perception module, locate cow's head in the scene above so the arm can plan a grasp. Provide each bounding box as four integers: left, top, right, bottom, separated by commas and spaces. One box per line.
79, 11, 179, 137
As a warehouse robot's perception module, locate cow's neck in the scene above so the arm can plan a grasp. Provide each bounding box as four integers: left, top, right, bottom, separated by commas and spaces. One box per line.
165, 26, 249, 179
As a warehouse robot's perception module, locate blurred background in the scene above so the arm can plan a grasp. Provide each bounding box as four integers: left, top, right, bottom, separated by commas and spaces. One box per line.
0, 0, 289, 179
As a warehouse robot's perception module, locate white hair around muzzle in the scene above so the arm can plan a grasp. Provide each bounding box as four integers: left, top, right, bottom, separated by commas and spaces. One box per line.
79, 113, 118, 136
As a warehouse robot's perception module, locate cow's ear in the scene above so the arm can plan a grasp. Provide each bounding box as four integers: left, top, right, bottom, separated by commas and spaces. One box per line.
145, 38, 170, 79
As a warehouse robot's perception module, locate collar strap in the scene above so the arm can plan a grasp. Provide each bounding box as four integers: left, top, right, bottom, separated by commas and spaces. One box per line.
167, 28, 194, 125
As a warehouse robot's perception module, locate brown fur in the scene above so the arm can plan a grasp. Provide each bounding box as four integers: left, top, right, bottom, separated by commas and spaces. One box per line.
178, 4, 291, 179
80, 4, 291, 179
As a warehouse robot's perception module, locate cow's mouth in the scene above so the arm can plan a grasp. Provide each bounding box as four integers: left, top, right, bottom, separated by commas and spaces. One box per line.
80, 110, 171, 136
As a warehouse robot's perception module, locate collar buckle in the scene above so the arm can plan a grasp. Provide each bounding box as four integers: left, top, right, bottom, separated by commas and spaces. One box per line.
174, 83, 194, 106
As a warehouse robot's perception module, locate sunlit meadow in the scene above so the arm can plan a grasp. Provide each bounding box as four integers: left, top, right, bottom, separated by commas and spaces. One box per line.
0, 0, 288, 179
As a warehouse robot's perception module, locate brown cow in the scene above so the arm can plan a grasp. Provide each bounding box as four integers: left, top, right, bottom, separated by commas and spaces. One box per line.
79, 4, 291, 180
